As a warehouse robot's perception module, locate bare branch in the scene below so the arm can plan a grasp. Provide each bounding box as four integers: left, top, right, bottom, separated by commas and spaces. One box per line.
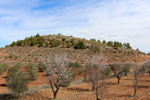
85, 54, 108, 100
133, 63, 142, 97
40, 53, 72, 99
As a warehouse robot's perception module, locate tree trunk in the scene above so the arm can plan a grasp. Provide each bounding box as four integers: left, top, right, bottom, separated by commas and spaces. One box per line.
92, 83, 95, 91
96, 88, 99, 100
118, 78, 120, 84
83, 75, 86, 81
53, 87, 60, 99
133, 90, 136, 97
53, 92, 57, 99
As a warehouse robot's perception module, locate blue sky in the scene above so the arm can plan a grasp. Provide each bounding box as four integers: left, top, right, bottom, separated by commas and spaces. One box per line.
0, 0, 150, 52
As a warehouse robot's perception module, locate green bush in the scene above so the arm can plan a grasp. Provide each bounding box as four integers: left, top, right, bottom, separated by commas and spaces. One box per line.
15, 56, 18, 60
0, 64, 9, 75
61, 80, 71, 87
97, 39, 101, 43
123, 64, 130, 76
5, 56, 8, 59
66, 40, 69, 43
30, 40, 35, 46
45, 42, 49, 47
67, 42, 71, 48
57, 40, 60, 45
27, 64, 39, 81
139, 66, 146, 74
110, 64, 115, 71
6, 63, 22, 82
9, 55, 13, 59
90, 38, 96, 41
62, 38, 66, 41
123, 43, 132, 49
50, 39, 59, 47
104, 67, 111, 77
78, 69, 83, 75
69, 62, 83, 68
90, 45, 101, 52
10, 41, 16, 47
36, 33, 40, 37
39, 41, 44, 47
102, 40, 106, 44
113, 41, 123, 48
8, 71, 30, 98
62, 42, 65, 48
38, 63, 47, 72
74, 41, 85, 49
107, 41, 113, 47
70, 38, 75, 46
37, 36, 44, 45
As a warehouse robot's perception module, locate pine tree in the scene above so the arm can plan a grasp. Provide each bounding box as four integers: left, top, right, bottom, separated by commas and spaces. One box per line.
70, 38, 75, 46
102, 40, 106, 44
67, 42, 71, 48
30, 40, 35, 46
39, 41, 44, 47
107, 41, 113, 47
46, 42, 49, 47
62, 42, 65, 48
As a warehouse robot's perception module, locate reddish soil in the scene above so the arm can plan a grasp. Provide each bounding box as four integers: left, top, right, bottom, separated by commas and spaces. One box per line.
0, 67, 49, 93
22, 75, 150, 100
1, 67, 150, 100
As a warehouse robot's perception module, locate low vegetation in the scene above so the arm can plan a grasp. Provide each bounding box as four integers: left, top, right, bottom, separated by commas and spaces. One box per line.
37, 63, 47, 72
8, 34, 133, 51
7, 71, 30, 98
69, 62, 83, 68
27, 63, 39, 81
74, 40, 85, 49
5, 63, 30, 98
0, 64, 9, 75
0, 55, 150, 100
6, 63, 22, 82
144, 60, 150, 76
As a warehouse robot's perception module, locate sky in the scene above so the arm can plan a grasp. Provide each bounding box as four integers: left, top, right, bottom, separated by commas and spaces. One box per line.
0, 0, 150, 53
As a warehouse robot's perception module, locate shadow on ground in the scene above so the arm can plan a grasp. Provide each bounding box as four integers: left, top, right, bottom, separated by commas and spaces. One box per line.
66, 87, 90, 92
0, 93, 15, 100
0, 84, 7, 87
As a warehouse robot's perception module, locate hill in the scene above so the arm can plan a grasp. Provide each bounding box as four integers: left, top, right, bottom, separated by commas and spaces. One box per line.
0, 34, 150, 100
0, 34, 150, 64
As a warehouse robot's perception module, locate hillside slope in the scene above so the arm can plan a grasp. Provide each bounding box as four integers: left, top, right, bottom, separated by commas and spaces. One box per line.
0, 34, 149, 64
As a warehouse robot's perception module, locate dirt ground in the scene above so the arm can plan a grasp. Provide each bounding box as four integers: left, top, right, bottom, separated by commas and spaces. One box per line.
1, 67, 150, 100
22, 75, 150, 100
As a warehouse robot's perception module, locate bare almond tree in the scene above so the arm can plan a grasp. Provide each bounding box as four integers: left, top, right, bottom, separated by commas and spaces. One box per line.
96, 78, 108, 100
86, 54, 108, 100
87, 64, 101, 91
144, 60, 150, 76
94, 68, 108, 100
41, 54, 72, 99
113, 64, 124, 84
81, 68, 89, 81
133, 63, 142, 97
86, 54, 107, 91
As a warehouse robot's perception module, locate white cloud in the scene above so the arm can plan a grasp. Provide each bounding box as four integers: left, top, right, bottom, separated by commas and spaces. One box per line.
0, 0, 150, 52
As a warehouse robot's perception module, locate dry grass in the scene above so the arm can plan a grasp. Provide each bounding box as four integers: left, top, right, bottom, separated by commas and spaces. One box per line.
0, 45, 149, 66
